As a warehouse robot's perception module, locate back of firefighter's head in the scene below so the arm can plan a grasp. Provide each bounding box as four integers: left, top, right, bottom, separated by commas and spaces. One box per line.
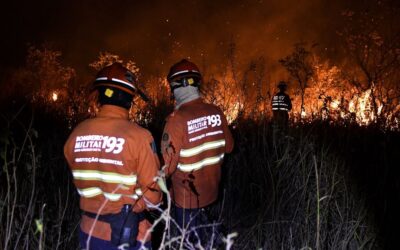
92, 63, 137, 110
278, 81, 288, 92
167, 59, 202, 94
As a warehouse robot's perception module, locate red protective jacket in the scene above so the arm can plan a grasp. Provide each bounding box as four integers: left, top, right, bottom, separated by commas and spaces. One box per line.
161, 98, 234, 209
64, 105, 161, 242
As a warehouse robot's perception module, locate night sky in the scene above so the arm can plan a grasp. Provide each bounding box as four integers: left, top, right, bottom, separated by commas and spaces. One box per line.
0, 0, 390, 80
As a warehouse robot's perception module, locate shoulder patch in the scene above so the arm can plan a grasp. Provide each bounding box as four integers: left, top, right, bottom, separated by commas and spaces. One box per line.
162, 133, 169, 141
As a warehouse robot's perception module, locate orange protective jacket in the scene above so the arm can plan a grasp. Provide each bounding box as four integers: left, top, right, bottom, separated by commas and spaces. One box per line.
161, 98, 234, 209
64, 105, 161, 243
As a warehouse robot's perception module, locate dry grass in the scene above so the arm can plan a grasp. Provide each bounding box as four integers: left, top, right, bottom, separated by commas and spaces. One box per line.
1, 104, 396, 249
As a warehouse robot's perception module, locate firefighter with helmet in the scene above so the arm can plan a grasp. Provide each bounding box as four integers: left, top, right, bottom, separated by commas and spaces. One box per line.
161, 59, 234, 244
271, 81, 292, 134
64, 63, 161, 250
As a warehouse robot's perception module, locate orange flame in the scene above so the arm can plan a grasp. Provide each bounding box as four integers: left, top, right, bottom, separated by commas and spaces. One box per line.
51, 92, 58, 102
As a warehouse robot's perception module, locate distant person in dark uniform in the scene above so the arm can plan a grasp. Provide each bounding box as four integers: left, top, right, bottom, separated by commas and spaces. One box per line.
271, 81, 292, 135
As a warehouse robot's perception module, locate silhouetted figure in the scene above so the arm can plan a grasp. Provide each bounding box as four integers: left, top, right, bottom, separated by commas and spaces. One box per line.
271, 81, 292, 138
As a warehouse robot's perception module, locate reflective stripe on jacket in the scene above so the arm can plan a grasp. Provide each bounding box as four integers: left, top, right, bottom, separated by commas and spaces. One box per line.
272, 92, 292, 111
64, 105, 161, 242
161, 98, 234, 209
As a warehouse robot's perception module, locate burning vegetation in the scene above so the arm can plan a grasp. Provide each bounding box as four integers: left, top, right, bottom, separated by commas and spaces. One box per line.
7, 43, 399, 131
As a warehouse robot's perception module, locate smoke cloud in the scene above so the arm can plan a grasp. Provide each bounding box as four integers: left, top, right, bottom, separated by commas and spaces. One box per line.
0, 0, 383, 81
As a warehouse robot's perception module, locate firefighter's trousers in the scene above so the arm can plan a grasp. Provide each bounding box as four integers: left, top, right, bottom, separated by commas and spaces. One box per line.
79, 228, 152, 250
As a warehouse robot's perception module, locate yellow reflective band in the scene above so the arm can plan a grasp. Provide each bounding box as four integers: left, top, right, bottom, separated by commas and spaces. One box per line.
72, 170, 137, 185
135, 188, 143, 196
177, 153, 225, 172
104, 193, 122, 201
77, 187, 102, 198
179, 139, 226, 158
77, 187, 137, 201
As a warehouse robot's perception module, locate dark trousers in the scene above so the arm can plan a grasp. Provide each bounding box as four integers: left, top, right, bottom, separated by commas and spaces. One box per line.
172, 204, 222, 247
79, 228, 151, 250
173, 205, 202, 236
272, 110, 289, 131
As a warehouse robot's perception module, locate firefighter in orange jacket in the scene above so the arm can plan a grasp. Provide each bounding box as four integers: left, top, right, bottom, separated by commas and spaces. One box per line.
161, 59, 234, 243
64, 63, 161, 250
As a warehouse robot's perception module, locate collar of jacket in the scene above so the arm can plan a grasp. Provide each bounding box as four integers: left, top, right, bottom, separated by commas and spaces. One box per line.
177, 97, 202, 110
97, 105, 129, 119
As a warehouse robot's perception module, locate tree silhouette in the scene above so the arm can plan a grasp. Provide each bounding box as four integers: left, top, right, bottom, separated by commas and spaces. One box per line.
89, 51, 140, 79
279, 43, 314, 118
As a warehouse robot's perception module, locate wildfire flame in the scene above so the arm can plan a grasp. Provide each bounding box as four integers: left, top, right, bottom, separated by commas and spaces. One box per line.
348, 89, 383, 125
224, 102, 241, 124
283, 62, 399, 129
301, 110, 307, 119
52, 92, 58, 102
330, 100, 340, 109
33, 61, 398, 130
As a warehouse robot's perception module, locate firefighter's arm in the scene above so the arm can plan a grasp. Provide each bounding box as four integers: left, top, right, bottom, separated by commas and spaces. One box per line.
287, 95, 292, 111
136, 134, 162, 210
160, 116, 182, 176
